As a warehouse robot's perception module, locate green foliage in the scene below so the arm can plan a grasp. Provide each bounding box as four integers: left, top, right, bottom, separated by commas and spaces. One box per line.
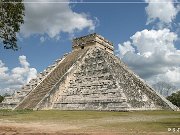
167, 91, 180, 107
0, 0, 25, 50
0, 95, 4, 103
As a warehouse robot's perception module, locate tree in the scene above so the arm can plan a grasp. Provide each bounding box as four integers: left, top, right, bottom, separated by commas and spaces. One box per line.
0, 0, 25, 50
0, 95, 4, 103
167, 91, 180, 107
152, 81, 176, 97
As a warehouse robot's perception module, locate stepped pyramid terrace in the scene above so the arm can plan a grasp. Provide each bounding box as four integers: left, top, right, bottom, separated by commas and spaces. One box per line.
1, 33, 179, 111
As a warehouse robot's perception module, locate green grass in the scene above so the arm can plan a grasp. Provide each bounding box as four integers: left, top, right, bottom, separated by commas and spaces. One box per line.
101, 122, 163, 132
0, 109, 32, 116
100, 118, 180, 132
158, 117, 180, 128
98, 111, 180, 133
0, 110, 128, 122
0, 110, 179, 133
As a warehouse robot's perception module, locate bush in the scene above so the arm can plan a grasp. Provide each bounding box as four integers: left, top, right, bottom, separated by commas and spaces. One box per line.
167, 91, 180, 107
0, 95, 4, 103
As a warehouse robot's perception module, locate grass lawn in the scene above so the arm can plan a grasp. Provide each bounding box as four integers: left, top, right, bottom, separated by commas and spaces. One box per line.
0, 110, 179, 134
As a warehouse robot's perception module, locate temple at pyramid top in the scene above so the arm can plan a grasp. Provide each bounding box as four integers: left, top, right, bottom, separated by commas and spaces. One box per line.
72, 33, 114, 54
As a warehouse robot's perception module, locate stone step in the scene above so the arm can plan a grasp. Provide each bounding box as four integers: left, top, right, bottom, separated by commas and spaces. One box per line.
14, 49, 87, 110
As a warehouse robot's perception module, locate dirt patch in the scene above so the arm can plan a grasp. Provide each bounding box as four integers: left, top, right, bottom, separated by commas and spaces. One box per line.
0, 125, 177, 135
0, 122, 177, 135
0, 121, 82, 134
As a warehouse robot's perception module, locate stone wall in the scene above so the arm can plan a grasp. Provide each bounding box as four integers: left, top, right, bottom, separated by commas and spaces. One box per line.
1, 43, 178, 111
35, 47, 178, 111
72, 33, 114, 54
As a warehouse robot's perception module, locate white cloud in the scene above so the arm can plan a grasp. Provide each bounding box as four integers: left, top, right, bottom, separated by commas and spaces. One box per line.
19, 55, 30, 68
118, 41, 135, 57
131, 29, 177, 54
20, 0, 96, 39
0, 56, 37, 95
166, 67, 180, 83
40, 36, 45, 43
118, 0, 180, 89
0, 61, 8, 74
27, 68, 37, 83
147, 67, 180, 88
145, 0, 179, 26
118, 29, 180, 88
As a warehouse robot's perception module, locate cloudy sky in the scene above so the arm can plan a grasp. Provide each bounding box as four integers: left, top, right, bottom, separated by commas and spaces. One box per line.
0, 0, 180, 94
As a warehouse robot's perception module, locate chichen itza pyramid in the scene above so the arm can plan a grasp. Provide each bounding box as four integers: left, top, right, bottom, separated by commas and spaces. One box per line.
1, 33, 178, 111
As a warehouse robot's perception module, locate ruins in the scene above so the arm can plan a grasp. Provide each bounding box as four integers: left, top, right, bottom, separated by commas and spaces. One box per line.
1, 33, 178, 111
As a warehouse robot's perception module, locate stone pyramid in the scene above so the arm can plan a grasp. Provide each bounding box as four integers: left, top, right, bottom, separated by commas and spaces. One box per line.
2, 33, 178, 111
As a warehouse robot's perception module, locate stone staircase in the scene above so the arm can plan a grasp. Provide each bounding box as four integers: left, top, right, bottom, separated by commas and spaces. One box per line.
14, 49, 87, 110
1, 54, 66, 109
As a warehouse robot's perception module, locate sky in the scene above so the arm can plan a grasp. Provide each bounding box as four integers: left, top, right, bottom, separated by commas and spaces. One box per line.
0, 0, 180, 94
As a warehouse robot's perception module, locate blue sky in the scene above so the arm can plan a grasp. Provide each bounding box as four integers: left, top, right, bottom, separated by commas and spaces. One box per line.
0, 0, 180, 94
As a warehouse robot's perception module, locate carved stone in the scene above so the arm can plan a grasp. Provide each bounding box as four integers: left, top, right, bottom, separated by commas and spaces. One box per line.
1, 34, 178, 111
